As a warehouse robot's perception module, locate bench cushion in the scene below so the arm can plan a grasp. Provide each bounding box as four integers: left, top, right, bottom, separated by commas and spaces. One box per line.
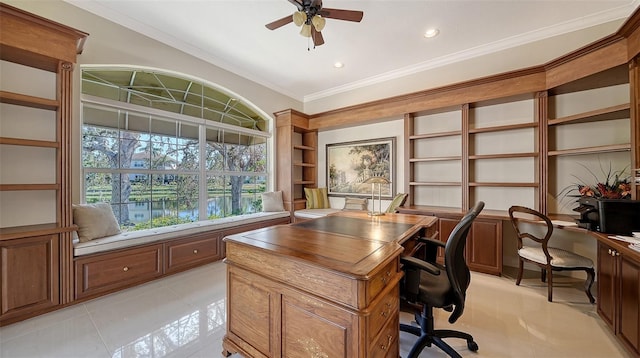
74, 211, 290, 256
294, 208, 342, 219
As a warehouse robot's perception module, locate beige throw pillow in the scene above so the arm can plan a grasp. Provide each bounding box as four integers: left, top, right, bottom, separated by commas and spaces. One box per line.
73, 203, 121, 242
262, 191, 285, 212
343, 197, 367, 211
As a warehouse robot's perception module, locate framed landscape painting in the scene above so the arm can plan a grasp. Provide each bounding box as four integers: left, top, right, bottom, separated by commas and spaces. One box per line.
326, 137, 395, 198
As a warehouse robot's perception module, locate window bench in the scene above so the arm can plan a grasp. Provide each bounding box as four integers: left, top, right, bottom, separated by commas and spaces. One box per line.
73, 211, 290, 300
293, 208, 342, 222
74, 211, 290, 256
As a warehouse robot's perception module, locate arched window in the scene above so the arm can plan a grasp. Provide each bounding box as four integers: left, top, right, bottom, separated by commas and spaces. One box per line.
80, 66, 271, 231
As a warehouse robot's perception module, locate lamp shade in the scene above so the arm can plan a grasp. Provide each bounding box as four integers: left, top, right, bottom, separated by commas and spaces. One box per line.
363, 177, 390, 185
292, 11, 306, 26
311, 15, 326, 31
300, 23, 312, 37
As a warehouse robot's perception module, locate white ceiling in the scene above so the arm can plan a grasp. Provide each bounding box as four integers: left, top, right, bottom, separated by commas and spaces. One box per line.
66, 0, 639, 103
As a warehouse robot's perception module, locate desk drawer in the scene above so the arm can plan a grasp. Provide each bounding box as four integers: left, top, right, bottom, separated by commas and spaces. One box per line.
368, 260, 397, 301
368, 287, 399, 343
369, 312, 399, 358
165, 234, 222, 273
75, 244, 163, 299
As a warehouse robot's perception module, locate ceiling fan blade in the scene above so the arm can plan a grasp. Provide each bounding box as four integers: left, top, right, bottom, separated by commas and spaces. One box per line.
287, 0, 304, 11
318, 8, 363, 22
265, 15, 294, 30
312, 27, 325, 46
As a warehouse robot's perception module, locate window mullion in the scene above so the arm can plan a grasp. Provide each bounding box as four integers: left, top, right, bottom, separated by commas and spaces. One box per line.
198, 124, 207, 220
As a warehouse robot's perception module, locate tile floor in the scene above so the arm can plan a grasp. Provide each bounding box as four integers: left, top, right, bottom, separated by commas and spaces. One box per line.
0, 262, 631, 358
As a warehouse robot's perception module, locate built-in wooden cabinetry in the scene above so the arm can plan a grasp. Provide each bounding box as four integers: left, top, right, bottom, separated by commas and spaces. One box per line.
405, 94, 541, 211
597, 240, 640, 357
398, 207, 503, 275
546, 64, 632, 215
0, 3, 88, 326
0, 234, 59, 321
275, 109, 318, 214
73, 216, 288, 302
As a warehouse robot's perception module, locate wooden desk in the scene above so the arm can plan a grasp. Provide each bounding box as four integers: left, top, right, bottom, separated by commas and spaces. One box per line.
222, 212, 437, 358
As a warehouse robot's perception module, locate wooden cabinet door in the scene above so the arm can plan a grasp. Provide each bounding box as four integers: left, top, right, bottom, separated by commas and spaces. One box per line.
0, 235, 59, 321
226, 268, 277, 358
597, 242, 617, 329
281, 292, 358, 358
618, 255, 640, 355
438, 217, 459, 263
467, 219, 502, 275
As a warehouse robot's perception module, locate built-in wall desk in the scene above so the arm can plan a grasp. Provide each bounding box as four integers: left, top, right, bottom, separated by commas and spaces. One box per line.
222, 211, 437, 358
399, 205, 640, 357
508, 212, 640, 357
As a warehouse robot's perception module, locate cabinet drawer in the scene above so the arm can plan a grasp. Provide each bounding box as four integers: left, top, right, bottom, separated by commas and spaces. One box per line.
368, 287, 399, 343
165, 234, 222, 273
369, 313, 399, 358
75, 244, 162, 299
368, 260, 397, 301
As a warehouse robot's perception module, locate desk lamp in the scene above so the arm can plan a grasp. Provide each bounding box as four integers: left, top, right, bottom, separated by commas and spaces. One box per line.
363, 176, 390, 216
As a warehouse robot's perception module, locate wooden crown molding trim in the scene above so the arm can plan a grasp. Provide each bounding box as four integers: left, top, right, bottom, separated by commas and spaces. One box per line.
0, 3, 89, 54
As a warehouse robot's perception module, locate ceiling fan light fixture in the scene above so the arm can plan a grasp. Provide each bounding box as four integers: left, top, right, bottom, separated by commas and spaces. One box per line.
292, 11, 306, 26
311, 15, 326, 31
300, 23, 312, 37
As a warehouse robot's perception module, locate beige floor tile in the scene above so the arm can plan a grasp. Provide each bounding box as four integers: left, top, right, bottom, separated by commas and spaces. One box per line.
0, 261, 633, 358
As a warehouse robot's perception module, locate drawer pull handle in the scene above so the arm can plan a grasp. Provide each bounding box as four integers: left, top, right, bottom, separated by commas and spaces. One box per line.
380, 300, 394, 317
380, 335, 393, 350
193, 249, 199, 254
381, 270, 392, 284
123, 266, 129, 272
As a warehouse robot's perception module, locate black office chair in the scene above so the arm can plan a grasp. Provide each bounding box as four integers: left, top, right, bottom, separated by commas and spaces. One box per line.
400, 201, 484, 358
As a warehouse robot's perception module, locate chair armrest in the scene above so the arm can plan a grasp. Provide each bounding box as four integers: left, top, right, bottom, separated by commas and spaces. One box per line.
417, 231, 443, 248
400, 255, 441, 276
415, 231, 442, 263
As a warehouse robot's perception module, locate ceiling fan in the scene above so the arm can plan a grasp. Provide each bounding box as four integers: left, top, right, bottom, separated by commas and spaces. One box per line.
265, 0, 363, 47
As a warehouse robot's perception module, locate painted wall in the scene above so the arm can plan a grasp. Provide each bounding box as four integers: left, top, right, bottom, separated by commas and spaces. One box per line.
318, 118, 404, 210
303, 19, 624, 114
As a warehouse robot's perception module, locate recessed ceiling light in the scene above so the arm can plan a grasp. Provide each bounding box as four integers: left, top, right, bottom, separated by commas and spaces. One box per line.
334, 62, 344, 68
424, 28, 439, 38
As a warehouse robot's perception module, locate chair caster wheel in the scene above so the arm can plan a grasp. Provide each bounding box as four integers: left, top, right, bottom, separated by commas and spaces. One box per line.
467, 340, 479, 351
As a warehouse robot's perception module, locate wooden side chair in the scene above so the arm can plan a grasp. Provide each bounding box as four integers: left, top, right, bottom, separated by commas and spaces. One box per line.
508, 205, 595, 303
